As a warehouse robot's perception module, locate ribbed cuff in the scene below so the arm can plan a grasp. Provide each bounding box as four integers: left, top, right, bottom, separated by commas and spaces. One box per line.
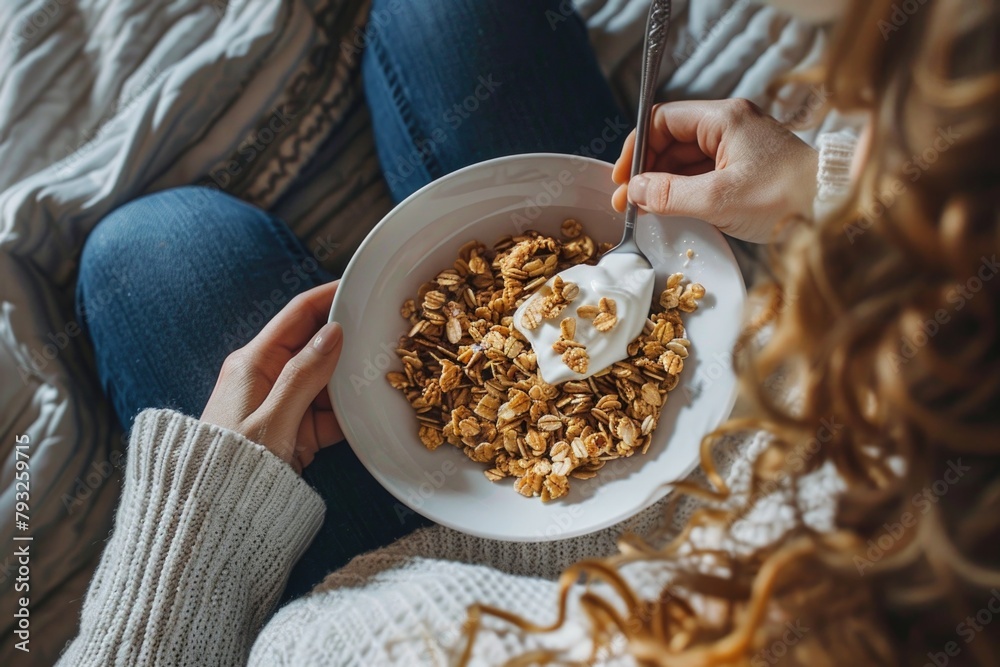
813, 130, 858, 219
60, 409, 325, 666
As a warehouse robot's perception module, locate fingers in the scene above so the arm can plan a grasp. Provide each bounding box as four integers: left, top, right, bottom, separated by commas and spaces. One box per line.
612, 131, 636, 184
615, 135, 710, 184
612, 183, 628, 212
614, 100, 738, 184
244, 280, 340, 358
294, 437, 318, 471
672, 159, 716, 177
612, 100, 741, 217
289, 402, 342, 472
301, 394, 344, 448
647, 100, 733, 158
313, 410, 344, 448
627, 171, 725, 219
314, 386, 333, 410
657, 143, 714, 171
254, 321, 345, 459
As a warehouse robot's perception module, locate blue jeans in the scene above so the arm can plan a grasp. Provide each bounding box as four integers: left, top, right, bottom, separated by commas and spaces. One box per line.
77, 0, 626, 599
362, 0, 628, 202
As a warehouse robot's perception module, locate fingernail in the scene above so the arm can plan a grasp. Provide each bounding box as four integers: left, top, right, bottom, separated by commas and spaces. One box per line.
313, 321, 343, 354
629, 175, 649, 204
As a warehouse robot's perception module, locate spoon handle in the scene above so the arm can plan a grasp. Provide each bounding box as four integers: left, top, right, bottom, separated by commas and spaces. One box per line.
622, 0, 672, 248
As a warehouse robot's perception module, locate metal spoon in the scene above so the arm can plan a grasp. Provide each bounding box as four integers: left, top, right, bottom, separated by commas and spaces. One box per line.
604, 0, 672, 265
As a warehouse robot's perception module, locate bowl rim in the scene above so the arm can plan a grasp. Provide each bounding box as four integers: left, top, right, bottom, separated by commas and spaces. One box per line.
328, 152, 746, 541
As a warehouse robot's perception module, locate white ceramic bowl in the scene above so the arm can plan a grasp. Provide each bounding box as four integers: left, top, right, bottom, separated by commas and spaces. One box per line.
329, 153, 746, 541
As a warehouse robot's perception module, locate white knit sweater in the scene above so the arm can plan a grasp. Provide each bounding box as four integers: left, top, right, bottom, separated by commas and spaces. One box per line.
58, 137, 856, 666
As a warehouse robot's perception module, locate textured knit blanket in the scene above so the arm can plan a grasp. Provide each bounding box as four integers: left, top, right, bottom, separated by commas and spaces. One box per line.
0, 0, 853, 662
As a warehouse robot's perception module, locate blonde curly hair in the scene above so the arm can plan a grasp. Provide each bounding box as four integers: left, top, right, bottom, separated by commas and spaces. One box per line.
460, 0, 1000, 664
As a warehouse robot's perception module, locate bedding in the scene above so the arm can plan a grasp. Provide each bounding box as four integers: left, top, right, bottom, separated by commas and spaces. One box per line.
0, 0, 857, 662
0, 1, 379, 663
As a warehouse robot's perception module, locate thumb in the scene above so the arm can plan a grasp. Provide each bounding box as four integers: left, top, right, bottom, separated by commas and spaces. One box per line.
628, 172, 723, 218
255, 321, 344, 458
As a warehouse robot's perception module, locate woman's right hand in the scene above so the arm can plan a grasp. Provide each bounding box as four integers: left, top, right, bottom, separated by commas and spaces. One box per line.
612, 99, 819, 243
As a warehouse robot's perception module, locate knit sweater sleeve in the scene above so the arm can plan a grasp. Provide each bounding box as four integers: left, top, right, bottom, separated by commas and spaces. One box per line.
813, 129, 858, 219
57, 408, 326, 667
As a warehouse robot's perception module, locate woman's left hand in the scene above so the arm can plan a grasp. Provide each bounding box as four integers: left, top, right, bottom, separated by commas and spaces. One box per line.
201, 281, 344, 473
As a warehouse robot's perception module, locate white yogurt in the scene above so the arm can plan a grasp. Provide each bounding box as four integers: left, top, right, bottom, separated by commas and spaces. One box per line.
513, 253, 655, 385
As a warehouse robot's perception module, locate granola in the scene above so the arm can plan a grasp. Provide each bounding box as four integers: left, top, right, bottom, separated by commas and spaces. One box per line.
388, 221, 705, 502
592, 297, 619, 333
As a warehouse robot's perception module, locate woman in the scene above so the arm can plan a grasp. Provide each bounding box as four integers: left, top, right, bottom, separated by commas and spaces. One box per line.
62, 0, 999, 666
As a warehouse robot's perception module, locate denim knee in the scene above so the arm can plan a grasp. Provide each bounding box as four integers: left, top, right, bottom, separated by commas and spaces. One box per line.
76, 186, 279, 326
84, 186, 228, 265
